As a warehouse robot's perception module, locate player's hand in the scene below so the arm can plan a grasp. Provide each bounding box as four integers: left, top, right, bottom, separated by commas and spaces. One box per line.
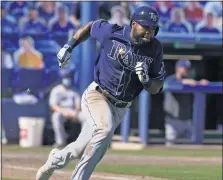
69, 110, 79, 120
62, 109, 78, 119
61, 109, 70, 117
57, 44, 72, 68
199, 79, 209, 85
182, 79, 197, 86
135, 62, 150, 83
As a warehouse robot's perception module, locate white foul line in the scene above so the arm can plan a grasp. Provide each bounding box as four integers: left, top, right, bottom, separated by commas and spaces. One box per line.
3, 165, 136, 180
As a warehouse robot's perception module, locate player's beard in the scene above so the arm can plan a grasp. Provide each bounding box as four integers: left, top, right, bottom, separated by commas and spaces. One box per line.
135, 37, 150, 45
131, 29, 152, 45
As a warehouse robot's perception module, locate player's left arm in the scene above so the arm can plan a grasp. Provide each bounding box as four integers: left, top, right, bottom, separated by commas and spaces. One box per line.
146, 42, 165, 94
135, 62, 165, 94
135, 41, 165, 94
144, 77, 164, 94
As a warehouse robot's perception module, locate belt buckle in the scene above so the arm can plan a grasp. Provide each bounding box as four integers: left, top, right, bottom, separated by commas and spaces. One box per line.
114, 101, 120, 107
97, 86, 130, 108
126, 102, 131, 108
114, 101, 126, 108
101, 88, 108, 97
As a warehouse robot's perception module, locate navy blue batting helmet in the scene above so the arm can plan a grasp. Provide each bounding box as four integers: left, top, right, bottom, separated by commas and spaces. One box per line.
131, 6, 160, 36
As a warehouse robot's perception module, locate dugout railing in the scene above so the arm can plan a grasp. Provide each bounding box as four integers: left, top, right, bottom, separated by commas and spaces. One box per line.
119, 82, 223, 145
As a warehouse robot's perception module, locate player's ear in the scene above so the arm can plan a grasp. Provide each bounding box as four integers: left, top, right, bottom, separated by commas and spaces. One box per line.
131, 20, 136, 27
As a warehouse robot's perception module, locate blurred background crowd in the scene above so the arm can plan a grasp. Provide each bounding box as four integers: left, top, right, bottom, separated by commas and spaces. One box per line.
2, 1, 222, 70
1, 1, 222, 147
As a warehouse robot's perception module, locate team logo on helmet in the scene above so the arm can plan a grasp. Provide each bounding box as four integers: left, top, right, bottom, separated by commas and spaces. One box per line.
149, 12, 158, 22
136, 12, 158, 22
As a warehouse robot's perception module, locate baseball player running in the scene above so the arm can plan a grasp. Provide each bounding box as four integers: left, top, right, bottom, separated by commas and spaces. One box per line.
36, 6, 165, 180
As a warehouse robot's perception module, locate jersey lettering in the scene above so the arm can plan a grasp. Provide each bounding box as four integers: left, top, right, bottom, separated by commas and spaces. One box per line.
108, 40, 153, 71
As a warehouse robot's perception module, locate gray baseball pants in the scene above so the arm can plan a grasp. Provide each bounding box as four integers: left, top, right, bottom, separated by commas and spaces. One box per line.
48, 81, 128, 180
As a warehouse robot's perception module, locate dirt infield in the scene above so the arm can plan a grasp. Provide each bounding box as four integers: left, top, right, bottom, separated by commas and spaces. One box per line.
2, 145, 222, 180
2, 152, 169, 180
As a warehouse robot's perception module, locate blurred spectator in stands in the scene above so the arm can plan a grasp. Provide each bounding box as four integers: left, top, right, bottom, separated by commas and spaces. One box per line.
171, 2, 186, 8
1, 44, 14, 69
1, 6, 18, 34
204, 1, 222, 32
70, 2, 81, 28
154, 2, 174, 26
108, 5, 130, 26
163, 59, 209, 146
196, 12, 221, 34
37, 2, 58, 24
19, 6, 48, 34
164, 8, 193, 33
8, 1, 29, 22
14, 36, 44, 69
1, 1, 11, 10
49, 68, 85, 147
27, 2, 38, 8
49, 5, 75, 33
120, 1, 131, 19
49, 5, 76, 46
204, 2, 222, 18
183, 2, 204, 26
128, 0, 148, 14
98, 2, 120, 20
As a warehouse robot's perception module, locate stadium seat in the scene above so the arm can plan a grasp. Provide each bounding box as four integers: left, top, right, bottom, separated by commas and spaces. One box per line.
14, 68, 44, 93
20, 32, 50, 41
2, 68, 13, 90
35, 40, 61, 53
44, 68, 60, 88
42, 51, 59, 69
35, 40, 61, 69
2, 33, 19, 53
51, 32, 69, 47
2, 32, 19, 42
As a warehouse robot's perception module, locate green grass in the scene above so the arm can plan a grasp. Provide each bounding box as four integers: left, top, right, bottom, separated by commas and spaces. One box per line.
3, 145, 222, 180
2, 145, 222, 157
109, 149, 222, 157
66, 164, 222, 180
2, 145, 52, 153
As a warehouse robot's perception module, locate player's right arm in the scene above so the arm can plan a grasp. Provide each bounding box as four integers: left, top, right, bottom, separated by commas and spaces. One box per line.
57, 19, 112, 68
57, 21, 93, 68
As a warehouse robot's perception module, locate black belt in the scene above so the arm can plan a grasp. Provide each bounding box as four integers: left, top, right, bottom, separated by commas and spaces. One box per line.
95, 86, 132, 108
